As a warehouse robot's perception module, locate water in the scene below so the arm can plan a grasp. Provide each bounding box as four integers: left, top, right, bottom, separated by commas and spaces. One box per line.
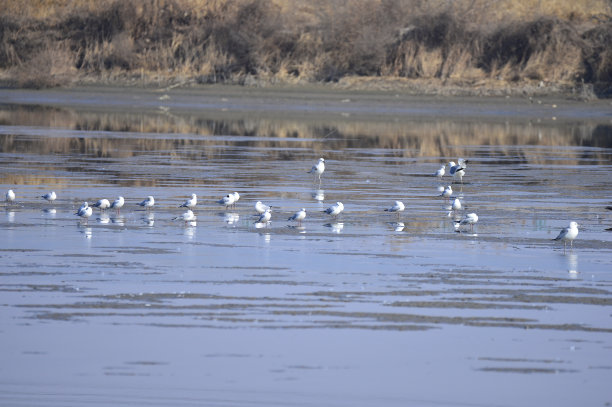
1, 87, 611, 407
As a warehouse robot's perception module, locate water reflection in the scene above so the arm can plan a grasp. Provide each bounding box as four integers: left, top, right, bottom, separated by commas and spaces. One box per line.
312, 189, 325, 201
97, 213, 110, 224
223, 212, 239, 225
566, 253, 579, 277
6, 210, 15, 223
142, 212, 154, 227
324, 222, 344, 234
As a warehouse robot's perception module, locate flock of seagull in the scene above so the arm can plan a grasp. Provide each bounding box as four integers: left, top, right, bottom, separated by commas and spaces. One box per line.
3, 156, 579, 249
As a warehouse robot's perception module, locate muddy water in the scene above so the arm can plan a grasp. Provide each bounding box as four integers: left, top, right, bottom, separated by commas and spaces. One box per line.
0, 87, 611, 407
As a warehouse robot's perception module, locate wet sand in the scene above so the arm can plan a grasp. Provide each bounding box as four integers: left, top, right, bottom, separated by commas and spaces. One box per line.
0, 87, 611, 406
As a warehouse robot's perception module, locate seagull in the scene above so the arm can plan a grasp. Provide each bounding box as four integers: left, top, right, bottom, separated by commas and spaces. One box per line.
323, 201, 344, 218
110, 196, 124, 213
288, 208, 306, 225
308, 158, 325, 184
42, 191, 57, 203
441, 185, 453, 198
217, 194, 235, 209
179, 193, 197, 209
435, 165, 445, 178
553, 221, 579, 250
174, 209, 196, 224
451, 198, 462, 212
93, 199, 110, 211
449, 159, 467, 183
255, 201, 271, 214
75, 202, 93, 223
385, 201, 405, 218
456, 212, 478, 232
138, 196, 155, 210
255, 208, 272, 225
6, 189, 15, 203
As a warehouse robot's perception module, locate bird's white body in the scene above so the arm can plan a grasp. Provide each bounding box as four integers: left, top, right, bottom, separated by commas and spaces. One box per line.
441, 185, 453, 198
449, 159, 467, 182
255, 201, 270, 214
256, 209, 272, 224
451, 198, 462, 211
324, 202, 344, 217
6, 189, 15, 202
110, 196, 124, 211
76, 202, 92, 221
139, 196, 155, 209
93, 199, 110, 210
42, 191, 57, 202
180, 193, 197, 209
288, 208, 307, 224
435, 165, 445, 178
175, 209, 196, 223
459, 213, 478, 232
218, 194, 235, 208
308, 158, 325, 183
554, 221, 579, 249
231, 192, 240, 205
385, 201, 405, 213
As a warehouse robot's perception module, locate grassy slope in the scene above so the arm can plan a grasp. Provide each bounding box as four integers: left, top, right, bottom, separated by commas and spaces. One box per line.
1, 0, 611, 96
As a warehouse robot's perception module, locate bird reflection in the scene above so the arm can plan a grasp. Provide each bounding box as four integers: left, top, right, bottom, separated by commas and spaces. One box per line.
142, 212, 154, 227
223, 212, 240, 225
97, 213, 110, 224
312, 189, 325, 201
567, 252, 578, 277
6, 210, 15, 223
324, 222, 344, 234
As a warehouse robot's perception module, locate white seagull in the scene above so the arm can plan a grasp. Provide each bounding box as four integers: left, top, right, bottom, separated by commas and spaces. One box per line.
179, 193, 197, 209
42, 191, 57, 203
93, 199, 110, 211
385, 201, 405, 218
174, 209, 196, 224
449, 159, 467, 183
323, 201, 344, 218
451, 198, 462, 212
138, 196, 155, 210
441, 185, 453, 198
110, 196, 124, 213
217, 194, 235, 209
6, 189, 15, 203
255, 208, 272, 225
553, 221, 579, 250
308, 158, 325, 184
457, 212, 478, 232
255, 201, 271, 214
288, 208, 307, 225
76, 202, 93, 223
435, 165, 445, 178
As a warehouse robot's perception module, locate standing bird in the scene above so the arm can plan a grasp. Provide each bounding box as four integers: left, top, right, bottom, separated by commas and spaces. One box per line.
174, 209, 196, 225
110, 196, 124, 213
553, 221, 579, 251
217, 194, 235, 209
323, 202, 344, 218
441, 185, 453, 199
385, 201, 405, 219
255, 201, 271, 214
451, 198, 462, 212
179, 193, 197, 209
288, 208, 307, 226
138, 196, 155, 210
42, 191, 57, 203
457, 212, 478, 232
93, 199, 110, 211
435, 165, 445, 179
255, 208, 272, 225
6, 189, 15, 203
308, 158, 325, 185
76, 202, 93, 223
449, 159, 467, 184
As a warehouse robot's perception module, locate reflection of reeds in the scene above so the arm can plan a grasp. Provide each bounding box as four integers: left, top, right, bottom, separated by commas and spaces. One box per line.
0, 105, 610, 167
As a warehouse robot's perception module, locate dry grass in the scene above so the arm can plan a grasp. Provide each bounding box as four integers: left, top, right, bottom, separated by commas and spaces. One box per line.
0, 0, 611, 94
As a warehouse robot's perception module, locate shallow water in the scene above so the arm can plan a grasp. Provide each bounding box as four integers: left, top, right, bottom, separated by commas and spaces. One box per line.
1, 87, 611, 407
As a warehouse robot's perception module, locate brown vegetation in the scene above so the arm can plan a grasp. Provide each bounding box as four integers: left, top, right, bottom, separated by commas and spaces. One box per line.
1, 0, 611, 95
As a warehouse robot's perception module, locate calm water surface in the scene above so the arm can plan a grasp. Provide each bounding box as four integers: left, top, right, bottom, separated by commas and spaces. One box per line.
1, 87, 611, 407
